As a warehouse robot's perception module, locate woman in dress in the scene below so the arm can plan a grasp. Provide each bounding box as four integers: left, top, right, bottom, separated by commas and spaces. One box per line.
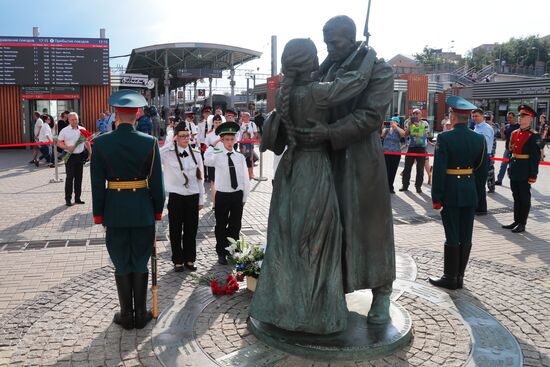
249, 38, 373, 334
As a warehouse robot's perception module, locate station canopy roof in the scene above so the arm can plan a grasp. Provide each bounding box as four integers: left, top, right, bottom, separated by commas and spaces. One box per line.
125, 42, 262, 92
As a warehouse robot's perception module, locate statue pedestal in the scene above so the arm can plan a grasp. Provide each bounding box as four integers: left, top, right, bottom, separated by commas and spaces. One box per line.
248, 290, 412, 361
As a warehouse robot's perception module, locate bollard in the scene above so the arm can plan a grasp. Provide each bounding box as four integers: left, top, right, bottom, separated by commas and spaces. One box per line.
254, 149, 268, 182
49, 138, 63, 184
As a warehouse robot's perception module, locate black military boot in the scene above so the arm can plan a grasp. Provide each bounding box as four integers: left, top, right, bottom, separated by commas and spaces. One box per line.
457, 244, 472, 289
501, 222, 518, 229
113, 273, 134, 330
367, 284, 392, 325
133, 272, 153, 329
429, 245, 459, 290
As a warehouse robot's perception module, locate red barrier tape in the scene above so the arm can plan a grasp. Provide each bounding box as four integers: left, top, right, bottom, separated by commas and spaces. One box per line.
2, 140, 549, 166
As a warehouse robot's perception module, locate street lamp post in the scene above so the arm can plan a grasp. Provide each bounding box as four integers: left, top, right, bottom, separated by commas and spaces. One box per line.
531, 47, 540, 75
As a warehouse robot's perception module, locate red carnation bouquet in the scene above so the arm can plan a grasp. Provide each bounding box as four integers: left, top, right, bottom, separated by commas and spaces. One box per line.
210, 274, 240, 295
63, 128, 99, 163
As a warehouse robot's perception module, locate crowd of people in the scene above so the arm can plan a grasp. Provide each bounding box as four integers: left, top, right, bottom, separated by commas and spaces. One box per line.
381, 107, 549, 205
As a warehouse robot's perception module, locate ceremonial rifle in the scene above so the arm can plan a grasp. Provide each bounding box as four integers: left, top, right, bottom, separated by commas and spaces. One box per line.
152, 232, 159, 319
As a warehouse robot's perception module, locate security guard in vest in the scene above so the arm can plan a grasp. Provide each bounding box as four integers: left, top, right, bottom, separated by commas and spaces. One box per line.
501, 104, 542, 233
429, 96, 488, 290
91, 90, 165, 329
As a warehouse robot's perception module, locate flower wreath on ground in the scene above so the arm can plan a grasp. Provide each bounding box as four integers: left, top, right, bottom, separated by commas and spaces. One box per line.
209, 237, 265, 296
225, 237, 265, 281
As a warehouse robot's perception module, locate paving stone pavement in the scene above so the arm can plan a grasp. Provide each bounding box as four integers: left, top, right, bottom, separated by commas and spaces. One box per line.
0, 141, 549, 366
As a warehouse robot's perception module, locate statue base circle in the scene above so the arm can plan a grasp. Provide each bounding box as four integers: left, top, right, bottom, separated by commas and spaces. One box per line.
248, 291, 412, 361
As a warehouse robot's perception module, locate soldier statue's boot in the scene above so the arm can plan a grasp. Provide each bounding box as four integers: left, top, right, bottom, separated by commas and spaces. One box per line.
429, 245, 459, 290
113, 273, 134, 330
457, 244, 472, 289
367, 284, 392, 325
133, 272, 153, 329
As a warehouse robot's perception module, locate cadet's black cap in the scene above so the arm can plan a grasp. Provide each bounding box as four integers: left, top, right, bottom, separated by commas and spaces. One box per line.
201, 105, 212, 113
225, 108, 237, 116
174, 123, 190, 134
215, 121, 240, 136
518, 104, 537, 117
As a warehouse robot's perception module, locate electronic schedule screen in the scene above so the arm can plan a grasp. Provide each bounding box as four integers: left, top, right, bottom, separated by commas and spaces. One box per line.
0, 36, 109, 86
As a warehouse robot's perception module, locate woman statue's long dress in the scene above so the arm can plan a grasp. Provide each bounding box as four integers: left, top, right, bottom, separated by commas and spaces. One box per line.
249, 39, 372, 334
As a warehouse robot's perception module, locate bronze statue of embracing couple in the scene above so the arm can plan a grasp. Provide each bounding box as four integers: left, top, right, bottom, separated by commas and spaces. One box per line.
250, 15, 396, 334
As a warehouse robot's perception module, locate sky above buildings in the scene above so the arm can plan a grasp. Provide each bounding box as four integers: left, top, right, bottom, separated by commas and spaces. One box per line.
1, 0, 548, 93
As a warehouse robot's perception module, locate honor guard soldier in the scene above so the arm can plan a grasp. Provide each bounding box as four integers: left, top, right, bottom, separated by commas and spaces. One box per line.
429, 96, 488, 290
91, 90, 165, 330
204, 122, 250, 265
501, 105, 542, 233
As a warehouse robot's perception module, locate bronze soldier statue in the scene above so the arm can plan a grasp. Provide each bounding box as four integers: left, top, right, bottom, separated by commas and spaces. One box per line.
296, 15, 396, 324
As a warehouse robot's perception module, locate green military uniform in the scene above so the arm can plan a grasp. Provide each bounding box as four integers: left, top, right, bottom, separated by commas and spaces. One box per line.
429, 96, 488, 290
91, 90, 164, 330
502, 104, 542, 233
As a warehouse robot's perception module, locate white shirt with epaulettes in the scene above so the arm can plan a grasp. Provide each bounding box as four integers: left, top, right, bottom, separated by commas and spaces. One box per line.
160, 139, 205, 205
204, 146, 250, 203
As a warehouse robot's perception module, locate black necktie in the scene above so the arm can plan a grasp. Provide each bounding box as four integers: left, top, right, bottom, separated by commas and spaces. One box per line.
227, 152, 238, 189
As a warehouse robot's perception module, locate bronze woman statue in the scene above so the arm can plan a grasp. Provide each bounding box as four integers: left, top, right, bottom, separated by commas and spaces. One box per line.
249, 38, 373, 334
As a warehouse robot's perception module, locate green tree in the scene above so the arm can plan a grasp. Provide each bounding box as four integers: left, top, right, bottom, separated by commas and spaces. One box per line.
414, 46, 441, 65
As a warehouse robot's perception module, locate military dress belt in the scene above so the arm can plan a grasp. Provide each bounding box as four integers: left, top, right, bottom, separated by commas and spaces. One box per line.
512, 153, 530, 159
446, 168, 473, 175
107, 179, 148, 190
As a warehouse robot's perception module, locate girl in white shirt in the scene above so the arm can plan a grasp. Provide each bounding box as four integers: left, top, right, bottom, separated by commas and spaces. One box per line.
160, 124, 205, 272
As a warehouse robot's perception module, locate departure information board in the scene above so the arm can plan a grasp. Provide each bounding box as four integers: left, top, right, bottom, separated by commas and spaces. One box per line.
0, 36, 109, 86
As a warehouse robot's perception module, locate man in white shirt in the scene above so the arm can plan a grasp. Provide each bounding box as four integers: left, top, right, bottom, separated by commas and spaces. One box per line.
238, 112, 258, 140
57, 112, 92, 206
204, 121, 250, 265
29, 111, 43, 167
160, 123, 205, 272
38, 115, 55, 168
472, 108, 494, 214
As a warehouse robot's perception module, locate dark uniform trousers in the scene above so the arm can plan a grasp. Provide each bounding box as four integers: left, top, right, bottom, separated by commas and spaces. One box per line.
65, 152, 86, 201
441, 206, 475, 246
214, 190, 243, 256
476, 154, 491, 211
105, 226, 154, 275
402, 146, 426, 189
510, 180, 531, 225
384, 154, 401, 191
167, 192, 199, 264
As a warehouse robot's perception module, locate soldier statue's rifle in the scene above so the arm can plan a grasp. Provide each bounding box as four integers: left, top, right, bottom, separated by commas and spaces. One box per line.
340, 0, 373, 71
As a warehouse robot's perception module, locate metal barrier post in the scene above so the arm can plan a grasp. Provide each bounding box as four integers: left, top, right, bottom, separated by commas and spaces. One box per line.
50, 138, 63, 183
254, 148, 268, 182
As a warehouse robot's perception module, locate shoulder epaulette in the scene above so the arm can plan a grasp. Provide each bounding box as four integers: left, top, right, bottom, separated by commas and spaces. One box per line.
213, 148, 222, 154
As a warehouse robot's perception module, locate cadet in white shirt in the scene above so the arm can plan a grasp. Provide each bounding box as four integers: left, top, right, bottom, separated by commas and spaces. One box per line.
204, 114, 224, 188
160, 124, 205, 272
204, 121, 250, 265
183, 110, 198, 137
206, 106, 226, 127
196, 106, 212, 147
196, 106, 212, 181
